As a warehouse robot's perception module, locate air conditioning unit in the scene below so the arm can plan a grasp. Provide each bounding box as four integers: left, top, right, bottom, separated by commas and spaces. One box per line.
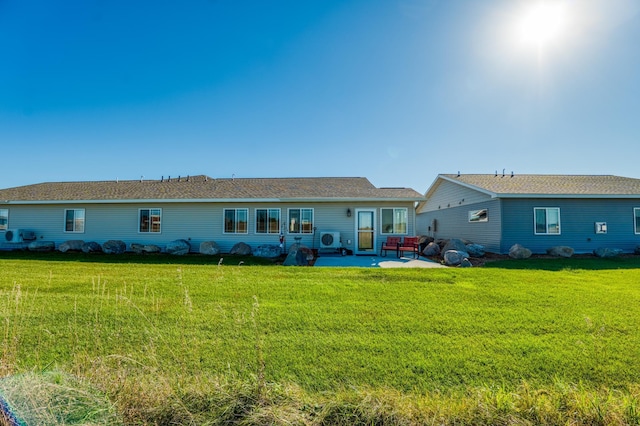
5, 229, 35, 243
319, 231, 341, 249
5, 229, 24, 243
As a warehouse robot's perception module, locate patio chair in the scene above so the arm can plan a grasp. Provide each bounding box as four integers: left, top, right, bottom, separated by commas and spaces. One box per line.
379, 236, 401, 257
397, 236, 419, 258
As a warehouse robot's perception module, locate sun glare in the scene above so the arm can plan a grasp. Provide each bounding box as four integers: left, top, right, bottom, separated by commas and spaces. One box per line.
517, 2, 567, 49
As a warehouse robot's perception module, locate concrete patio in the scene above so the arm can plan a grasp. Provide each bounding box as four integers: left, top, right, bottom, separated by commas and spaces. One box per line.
313, 254, 447, 268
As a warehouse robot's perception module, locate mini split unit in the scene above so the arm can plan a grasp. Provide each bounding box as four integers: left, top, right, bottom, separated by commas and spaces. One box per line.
319, 231, 341, 249
4, 229, 36, 243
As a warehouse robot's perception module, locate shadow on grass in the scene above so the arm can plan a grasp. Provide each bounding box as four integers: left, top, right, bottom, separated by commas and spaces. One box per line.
0, 250, 281, 266
484, 255, 640, 271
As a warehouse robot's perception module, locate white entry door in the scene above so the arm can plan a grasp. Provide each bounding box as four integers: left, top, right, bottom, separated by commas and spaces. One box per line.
355, 209, 376, 254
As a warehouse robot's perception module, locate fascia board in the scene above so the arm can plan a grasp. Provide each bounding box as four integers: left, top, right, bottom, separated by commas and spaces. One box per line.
497, 194, 640, 199
1, 197, 425, 205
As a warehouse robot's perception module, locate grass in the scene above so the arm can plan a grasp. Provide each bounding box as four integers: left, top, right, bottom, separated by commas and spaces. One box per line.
1, 252, 640, 424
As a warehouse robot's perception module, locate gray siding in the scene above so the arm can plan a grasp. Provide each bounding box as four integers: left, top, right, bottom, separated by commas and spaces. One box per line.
419, 179, 492, 213
501, 198, 640, 253
1, 201, 417, 253
416, 199, 502, 253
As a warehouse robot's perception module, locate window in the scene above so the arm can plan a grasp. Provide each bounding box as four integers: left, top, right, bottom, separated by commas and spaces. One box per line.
0, 209, 7, 231
139, 208, 162, 233
381, 208, 408, 234
469, 209, 488, 223
65, 209, 85, 233
256, 208, 280, 234
534, 207, 560, 235
635, 208, 640, 234
288, 208, 313, 234
595, 222, 607, 234
224, 208, 248, 234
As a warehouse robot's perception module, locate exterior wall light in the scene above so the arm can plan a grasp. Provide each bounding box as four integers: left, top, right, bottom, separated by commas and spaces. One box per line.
347, 208, 352, 217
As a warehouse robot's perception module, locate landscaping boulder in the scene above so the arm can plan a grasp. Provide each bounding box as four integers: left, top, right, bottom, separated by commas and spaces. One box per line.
143, 244, 161, 254
594, 247, 624, 258
465, 243, 485, 257
443, 238, 468, 253
28, 241, 55, 252
130, 243, 145, 254
82, 241, 102, 253
422, 242, 441, 257
547, 246, 574, 258
253, 244, 282, 258
230, 242, 252, 256
443, 250, 469, 266
199, 241, 220, 255
283, 244, 312, 266
166, 239, 191, 255
460, 258, 473, 268
509, 244, 532, 259
59, 240, 85, 253
102, 240, 126, 254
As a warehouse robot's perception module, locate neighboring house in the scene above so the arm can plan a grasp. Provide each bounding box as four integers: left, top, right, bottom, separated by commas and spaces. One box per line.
416, 173, 640, 254
0, 176, 424, 254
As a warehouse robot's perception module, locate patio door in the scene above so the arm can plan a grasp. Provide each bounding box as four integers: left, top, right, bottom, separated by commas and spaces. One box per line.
355, 209, 376, 254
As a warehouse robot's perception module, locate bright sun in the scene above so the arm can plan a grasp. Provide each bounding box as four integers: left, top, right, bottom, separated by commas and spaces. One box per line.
516, 2, 567, 49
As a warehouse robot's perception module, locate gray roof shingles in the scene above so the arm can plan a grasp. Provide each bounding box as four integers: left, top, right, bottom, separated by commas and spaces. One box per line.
0, 176, 424, 203
440, 174, 640, 196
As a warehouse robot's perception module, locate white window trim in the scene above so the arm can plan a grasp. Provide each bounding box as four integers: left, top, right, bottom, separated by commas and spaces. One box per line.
255, 208, 281, 234
223, 208, 249, 234
64, 208, 85, 233
138, 208, 162, 234
380, 207, 409, 235
534, 207, 561, 235
0, 208, 8, 231
634, 208, 640, 235
287, 208, 314, 234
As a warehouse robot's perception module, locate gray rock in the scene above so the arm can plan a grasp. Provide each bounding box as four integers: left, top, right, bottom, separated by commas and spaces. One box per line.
422, 242, 441, 257
28, 241, 55, 252
166, 239, 191, 255
443, 250, 469, 266
460, 258, 473, 267
102, 240, 127, 254
418, 235, 434, 245
594, 247, 624, 258
230, 242, 252, 256
547, 246, 574, 258
283, 244, 312, 266
82, 241, 102, 253
200, 241, 220, 255
253, 244, 282, 258
443, 238, 468, 253
59, 240, 85, 253
199, 243, 220, 255
144, 244, 161, 253
130, 243, 145, 254
509, 244, 532, 259
465, 243, 485, 257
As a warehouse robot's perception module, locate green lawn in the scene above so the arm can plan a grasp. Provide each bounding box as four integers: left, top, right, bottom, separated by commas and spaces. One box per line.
1, 252, 640, 425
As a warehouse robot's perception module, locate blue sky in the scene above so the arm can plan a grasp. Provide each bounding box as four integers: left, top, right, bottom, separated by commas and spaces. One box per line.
1, 0, 639, 193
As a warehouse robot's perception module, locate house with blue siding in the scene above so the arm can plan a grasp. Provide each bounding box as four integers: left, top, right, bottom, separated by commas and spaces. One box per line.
0, 176, 424, 255
416, 173, 640, 254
